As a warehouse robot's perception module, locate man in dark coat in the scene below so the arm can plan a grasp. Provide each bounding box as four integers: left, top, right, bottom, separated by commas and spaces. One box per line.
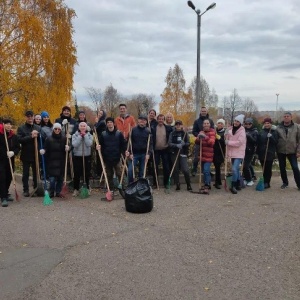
17, 110, 41, 197
0, 119, 20, 207
55, 106, 77, 136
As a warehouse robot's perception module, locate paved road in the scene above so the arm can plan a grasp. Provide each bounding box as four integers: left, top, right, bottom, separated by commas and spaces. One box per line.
1, 176, 300, 300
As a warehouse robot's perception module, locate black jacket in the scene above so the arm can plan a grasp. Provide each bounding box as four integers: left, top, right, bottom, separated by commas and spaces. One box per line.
131, 126, 153, 155
256, 127, 278, 161
0, 125, 20, 166
192, 114, 214, 137
245, 126, 258, 155
168, 130, 190, 156
55, 114, 76, 135
17, 123, 41, 162
213, 128, 225, 164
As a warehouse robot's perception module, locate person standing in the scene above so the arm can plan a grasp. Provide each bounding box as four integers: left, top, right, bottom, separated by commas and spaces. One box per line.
55, 106, 77, 136
148, 109, 158, 130
97, 117, 126, 190
126, 115, 153, 184
34, 114, 42, 126
115, 104, 136, 141
72, 110, 92, 134
168, 120, 192, 191
243, 118, 258, 186
42, 123, 68, 197
191, 107, 215, 176
71, 122, 93, 196
17, 110, 41, 197
213, 119, 226, 189
256, 118, 278, 189
225, 114, 246, 194
40, 111, 53, 140
165, 112, 175, 128
152, 114, 172, 188
0, 119, 20, 207
276, 112, 300, 189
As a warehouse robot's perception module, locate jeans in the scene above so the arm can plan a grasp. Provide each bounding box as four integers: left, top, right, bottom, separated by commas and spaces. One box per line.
49, 176, 63, 195
202, 162, 212, 186
277, 153, 300, 187
128, 153, 146, 184
231, 158, 242, 182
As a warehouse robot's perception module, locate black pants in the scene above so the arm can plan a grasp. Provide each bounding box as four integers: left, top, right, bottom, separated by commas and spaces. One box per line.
243, 154, 253, 182
277, 153, 300, 187
214, 161, 222, 185
171, 154, 190, 185
154, 149, 170, 186
73, 156, 91, 190
22, 161, 37, 192
259, 159, 273, 185
0, 160, 12, 199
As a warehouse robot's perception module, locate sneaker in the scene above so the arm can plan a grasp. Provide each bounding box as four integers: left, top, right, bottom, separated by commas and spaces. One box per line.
281, 183, 288, 189
246, 181, 254, 186
1, 199, 8, 207
176, 183, 180, 191
7, 194, 14, 201
187, 184, 192, 191
214, 183, 221, 189
23, 191, 30, 197
72, 189, 79, 197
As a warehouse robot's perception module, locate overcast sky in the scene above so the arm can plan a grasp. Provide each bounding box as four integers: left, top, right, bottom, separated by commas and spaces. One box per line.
64, 0, 300, 111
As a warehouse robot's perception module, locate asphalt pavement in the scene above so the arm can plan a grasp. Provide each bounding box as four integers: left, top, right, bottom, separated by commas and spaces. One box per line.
1, 175, 300, 300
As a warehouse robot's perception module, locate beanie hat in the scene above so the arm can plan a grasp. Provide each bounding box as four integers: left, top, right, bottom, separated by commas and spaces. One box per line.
106, 117, 114, 123
245, 118, 253, 124
216, 118, 225, 125
234, 114, 245, 124
41, 111, 49, 118
53, 123, 62, 131
263, 117, 272, 123
62, 106, 71, 112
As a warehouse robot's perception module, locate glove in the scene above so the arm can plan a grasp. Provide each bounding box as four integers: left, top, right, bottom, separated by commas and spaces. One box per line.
181, 140, 185, 146
86, 126, 91, 132
216, 134, 221, 140
225, 140, 229, 145
39, 149, 45, 155
62, 119, 68, 125
267, 133, 272, 138
65, 145, 70, 151
7, 151, 14, 158
224, 129, 229, 135
176, 144, 183, 149
198, 133, 206, 139
80, 132, 85, 137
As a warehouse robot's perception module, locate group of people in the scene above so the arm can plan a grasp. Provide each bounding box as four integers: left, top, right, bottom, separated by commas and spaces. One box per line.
1, 104, 300, 207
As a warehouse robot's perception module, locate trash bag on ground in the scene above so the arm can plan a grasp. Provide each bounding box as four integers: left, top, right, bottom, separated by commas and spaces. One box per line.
124, 178, 153, 213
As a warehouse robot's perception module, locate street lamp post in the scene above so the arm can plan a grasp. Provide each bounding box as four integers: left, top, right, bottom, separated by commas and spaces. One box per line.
187, 1, 216, 118
276, 93, 279, 122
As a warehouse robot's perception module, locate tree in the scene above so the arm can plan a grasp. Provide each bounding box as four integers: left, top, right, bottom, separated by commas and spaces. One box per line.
0, 0, 77, 124
126, 94, 156, 119
102, 84, 120, 117
222, 89, 243, 125
242, 98, 258, 118
85, 87, 103, 115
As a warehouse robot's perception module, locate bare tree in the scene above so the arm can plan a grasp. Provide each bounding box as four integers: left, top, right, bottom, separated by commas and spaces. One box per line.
102, 84, 120, 117
85, 87, 103, 114
223, 89, 243, 125
127, 94, 156, 119
242, 97, 258, 118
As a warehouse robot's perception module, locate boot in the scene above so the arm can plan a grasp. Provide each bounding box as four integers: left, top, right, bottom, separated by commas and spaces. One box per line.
176, 183, 180, 191
214, 183, 221, 189
187, 183, 192, 191
236, 180, 241, 191
230, 181, 237, 194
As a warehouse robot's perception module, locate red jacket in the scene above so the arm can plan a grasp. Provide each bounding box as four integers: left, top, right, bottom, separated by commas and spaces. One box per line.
195, 128, 216, 162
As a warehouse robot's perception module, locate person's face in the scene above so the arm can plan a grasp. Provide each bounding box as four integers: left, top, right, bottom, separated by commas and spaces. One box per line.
244, 122, 252, 128
4, 123, 12, 131
175, 123, 182, 131
63, 109, 71, 117
217, 122, 224, 130
119, 106, 126, 115
42, 116, 49, 123
200, 108, 207, 116
98, 110, 103, 117
138, 119, 147, 127
233, 120, 240, 127
166, 115, 173, 124
148, 111, 156, 120
79, 122, 87, 132
26, 115, 34, 124
34, 116, 41, 124
106, 121, 114, 130
283, 114, 292, 123
203, 120, 210, 131
79, 113, 85, 120
157, 116, 164, 125
53, 127, 61, 135
264, 122, 271, 129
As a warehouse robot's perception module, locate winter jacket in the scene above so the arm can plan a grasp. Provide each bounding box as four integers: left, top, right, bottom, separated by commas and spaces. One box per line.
130, 126, 152, 155
17, 123, 41, 162
256, 126, 278, 161
44, 133, 67, 177
72, 131, 93, 156
195, 128, 216, 162
0, 124, 20, 164
276, 121, 300, 154
168, 130, 190, 156
41, 125, 53, 141
95, 111, 107, 137
152, 123, 173, 150
226, 125, 246, 159
213, 128, 225, 164
99, 128, 126, 164
55, 114, 77, 135
115, 114, 136, 140
72, 118, 93, 135
245, 126, 258, 155
192, 114, 215, 137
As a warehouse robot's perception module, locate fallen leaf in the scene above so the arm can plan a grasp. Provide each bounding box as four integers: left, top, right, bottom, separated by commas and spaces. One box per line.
204, 287, 210, 291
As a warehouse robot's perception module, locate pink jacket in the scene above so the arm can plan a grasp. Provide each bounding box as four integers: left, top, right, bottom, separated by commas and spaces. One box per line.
226, 126, 246, 159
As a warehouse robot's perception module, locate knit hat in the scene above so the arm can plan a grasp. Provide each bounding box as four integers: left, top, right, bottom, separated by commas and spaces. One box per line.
62, 106, 71, 112
106, 117, 114, 123
245, 118, 253, 124
234, 114, 245, 124
216, 118, 225, 125
41, 111, 49, 118
138, 115, 148, 121
53, 123, 62, 131
263, 117, 272, 123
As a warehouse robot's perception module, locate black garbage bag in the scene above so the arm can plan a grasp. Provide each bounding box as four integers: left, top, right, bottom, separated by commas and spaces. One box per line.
124, 178, 153, 213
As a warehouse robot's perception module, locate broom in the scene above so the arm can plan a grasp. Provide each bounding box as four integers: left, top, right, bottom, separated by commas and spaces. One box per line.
118, 131, 131, 190
256, 130, 271, 191
39, 135, 53, 206
3, 126, 20, 201
166, 131, 187, 194
61, 124, 70, 196
79, 137, 89, 199
94, 132, 113, 201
